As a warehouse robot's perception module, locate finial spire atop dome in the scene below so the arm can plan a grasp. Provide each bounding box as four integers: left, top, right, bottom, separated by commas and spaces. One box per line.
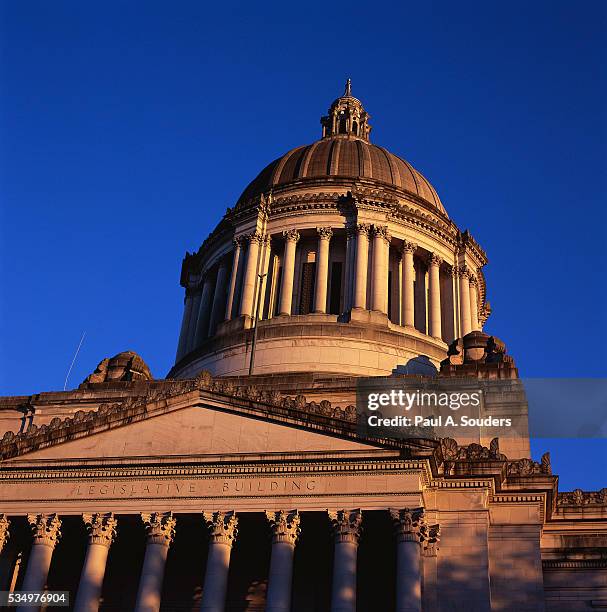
344, 78, 352, 97
320, 81, 372, 141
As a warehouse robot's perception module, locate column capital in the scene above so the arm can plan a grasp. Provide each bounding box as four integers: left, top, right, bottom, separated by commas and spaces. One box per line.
203, 511, 238, 547
141, 512, 176, 546
390, 508, 427, 543
355, 223, 371, 237
401, 240, 418, 254
454, 265, 470, 279
247, 231, 265, 244
428, 253, 442, 267
83, 512, 118, 547
468, 274, 478, 286
27, 513, 62, 548
328, 509, 363, 544
0, 514, 9, 553
282, 229, 300, 243
265, 510, 301, 546
316, 226, 333, 240
233, 235, 245, 248
371, 224, 391, 243
421, 524, 441, 557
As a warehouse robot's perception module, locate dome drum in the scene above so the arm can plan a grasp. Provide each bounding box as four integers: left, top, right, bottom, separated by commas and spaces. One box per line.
170, 84, 490, 379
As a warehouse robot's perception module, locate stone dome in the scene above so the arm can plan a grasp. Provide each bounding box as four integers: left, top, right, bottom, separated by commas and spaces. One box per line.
237, 138, 446, 215
237, 79, 446, 216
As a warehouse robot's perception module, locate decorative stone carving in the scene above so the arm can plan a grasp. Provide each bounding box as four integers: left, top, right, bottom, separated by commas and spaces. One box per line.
328, 509, 363, 544
440, 437, 507, 462
247, 231, 265, 244
468, 274, 478, 286
203, 511, 238, 546
507, 454, 552, 477
401, 240, 417, 254
371, 224, 391, 242
265, 510, 301, 546
317, 226, 333, 240
428, 253, 442, 267
558, 488, 607, 506
28, 513, 62, 548
355, 223, 371, 236
282, 229, 300, 243
83, 351, 153, 384
140, 512, 176, 545
82, 512, 118, 547
390, 508, 426, 543
0, 514, 9, 553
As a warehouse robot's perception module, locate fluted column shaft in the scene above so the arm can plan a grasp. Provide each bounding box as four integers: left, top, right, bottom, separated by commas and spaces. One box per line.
200, 511, 238, 612
224, 238, 242, 321
469, 275, 479, 331
278, 230, 300, 316
240, 233, 263, 318
371, 226, 389, 313
353, 225, 370, 310
176, 287, 195, 361
401, 242, 417, 327
209, 259, 229, 335
135, 512, 176, 612
194, 276, 214, 345
329, 509, 362, 612
74, 513, 118, 612
266, 511, 301, 612
391, 509, 425, 612
314, 228, 332, 314
428, 254, 442, 339
344, 228, 355, 311
17, 514, 62, 612
458, 267, 472, 336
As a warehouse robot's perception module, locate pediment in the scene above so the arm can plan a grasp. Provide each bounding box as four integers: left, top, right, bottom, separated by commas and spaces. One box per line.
0, 376, 396, 463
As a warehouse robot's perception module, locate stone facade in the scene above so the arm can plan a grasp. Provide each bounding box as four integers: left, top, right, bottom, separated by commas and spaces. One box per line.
0, 83, 605, 611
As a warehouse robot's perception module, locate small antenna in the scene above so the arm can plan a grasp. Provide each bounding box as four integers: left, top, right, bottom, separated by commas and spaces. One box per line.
64, 331, 86, 391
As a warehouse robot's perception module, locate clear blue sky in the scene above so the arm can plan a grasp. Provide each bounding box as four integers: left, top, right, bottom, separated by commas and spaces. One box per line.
1, 1, 605, 489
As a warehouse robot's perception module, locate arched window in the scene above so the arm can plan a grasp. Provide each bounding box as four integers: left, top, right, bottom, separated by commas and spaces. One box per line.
352, 121, 358, 135
338, 117, 347, 134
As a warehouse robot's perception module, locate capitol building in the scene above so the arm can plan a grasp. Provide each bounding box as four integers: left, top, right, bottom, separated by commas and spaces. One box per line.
0, 83, 605, 611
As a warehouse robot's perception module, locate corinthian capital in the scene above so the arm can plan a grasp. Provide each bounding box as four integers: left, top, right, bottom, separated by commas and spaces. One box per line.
428, 253, 442, 267
355, 223, 371, 237
371, 225, 391, 242
83, 513, 118, 547
203, 511, 238, 547
247, 231, 265, 245
282, 229, 300, 243
27, 513, 62, 548
468, 274, 478, 286
390, 508, 426, 543
316, 227, 334, 241
141, 512, 176, 545
265, 510, 301, 546
0, 514, 9, 553
401, 240, 418, 254
328, 509, 363, 544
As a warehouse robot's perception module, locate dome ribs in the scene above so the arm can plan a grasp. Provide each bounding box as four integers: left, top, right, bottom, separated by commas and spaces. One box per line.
271, 145, 306, 185
307, 139, 333, 177
368, 144, 392, 184
298, 141, 321, 178
356, 139, 372, 177
337, 140, 359, 177
378, 146, 402, 188
327, 138, 342, 175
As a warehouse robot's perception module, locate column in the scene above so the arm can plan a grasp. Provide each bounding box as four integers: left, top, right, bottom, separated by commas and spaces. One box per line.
209, 259, 229, 336
428, 254, 442, 339
194, 276, 214, 346
458, 267, 472, 336
401, 241, 417, 327
328, 509, 362, 612
314, 228, 333, 313
469, 275, 480, 331
74, 513, 118, 612
278, 229, 300, 316
390, 508, 425, 612
371, 226, 389, 313
17, 514, 61, 611
0, 514, 9, 554
343, 226, 356, 311
134, 512, 176, 612
176, 287, 195, 361
265, 510, 301, 612
224, 238, 243, 321
240, 232, 263, 318
352, 224, 370, 310
186, 286, 203, 353
200, 511, 238, 612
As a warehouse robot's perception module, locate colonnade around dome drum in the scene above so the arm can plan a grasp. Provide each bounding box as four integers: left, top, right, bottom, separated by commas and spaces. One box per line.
175, 222, 484, 365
